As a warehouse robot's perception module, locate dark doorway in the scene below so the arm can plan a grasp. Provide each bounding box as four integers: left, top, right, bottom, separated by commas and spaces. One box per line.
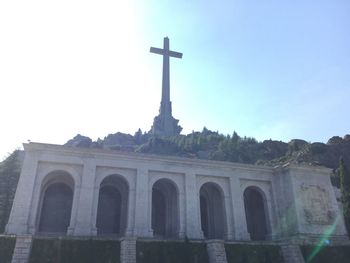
152, 188, 166, 236
96, 186, 122, 234
200, 196, 209, 238
151, 179, 179, 238
244, 187, 269, 241
199, 183, 226, 239
38, 183, 73, 233
96, 175, 129, 236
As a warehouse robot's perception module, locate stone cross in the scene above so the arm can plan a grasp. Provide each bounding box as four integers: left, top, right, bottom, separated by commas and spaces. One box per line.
150, 37, 182, 108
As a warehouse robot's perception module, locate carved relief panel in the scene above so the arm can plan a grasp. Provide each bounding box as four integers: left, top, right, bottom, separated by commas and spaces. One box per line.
299, 184, 336, 225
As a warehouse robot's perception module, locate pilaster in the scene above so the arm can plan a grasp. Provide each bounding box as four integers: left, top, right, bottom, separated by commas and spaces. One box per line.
6, 152, 38, 235
72, 159, 97, 236
185, 173, 202, 239
229, 177, 250, 240
133, 168, 152, 237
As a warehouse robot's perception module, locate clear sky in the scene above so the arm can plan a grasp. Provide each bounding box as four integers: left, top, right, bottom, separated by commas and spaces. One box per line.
1, 0, 349, 160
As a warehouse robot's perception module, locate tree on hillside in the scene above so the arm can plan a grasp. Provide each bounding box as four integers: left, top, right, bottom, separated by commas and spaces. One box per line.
340, 157, 350, 236
0, 150, 21, 233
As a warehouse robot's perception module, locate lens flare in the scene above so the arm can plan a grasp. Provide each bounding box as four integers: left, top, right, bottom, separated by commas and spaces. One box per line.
306, 214, 341, 263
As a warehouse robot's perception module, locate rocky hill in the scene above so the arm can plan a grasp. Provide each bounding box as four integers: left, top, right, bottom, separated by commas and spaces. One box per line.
65, 129, 350, 170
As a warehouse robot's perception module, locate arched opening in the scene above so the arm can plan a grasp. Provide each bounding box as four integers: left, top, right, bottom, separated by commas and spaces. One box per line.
151, 178, 179, 238
200, 196, 209, 238
199, 182, 226, 239
96, 175, 129, 235
244, 187, 269, 241
38, 171, 74, 234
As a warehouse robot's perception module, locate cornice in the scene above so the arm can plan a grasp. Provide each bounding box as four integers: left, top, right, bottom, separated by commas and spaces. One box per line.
274, 162, 331, 175
23, 142, 275, 173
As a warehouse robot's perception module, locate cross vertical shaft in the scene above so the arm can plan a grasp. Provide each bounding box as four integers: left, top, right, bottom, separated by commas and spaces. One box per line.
162, 37, 170, 104
150, 37, 182, 116
150, 37, 183, 136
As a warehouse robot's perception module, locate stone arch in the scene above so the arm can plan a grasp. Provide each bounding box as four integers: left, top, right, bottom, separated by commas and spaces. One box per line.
199, 182, 226, 239
151, 178, 179, 238
243, 186, 270, 241
37, 170, 74, 234
96, 174, 129, 236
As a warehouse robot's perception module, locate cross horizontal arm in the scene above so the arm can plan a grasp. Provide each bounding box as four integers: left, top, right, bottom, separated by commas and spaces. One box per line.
169, 51, 183, 59
150, 47, 164, 55
150, 47, 183, 59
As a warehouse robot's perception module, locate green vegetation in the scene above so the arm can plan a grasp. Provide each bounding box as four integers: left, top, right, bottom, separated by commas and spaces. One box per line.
29, 238, 120, 263
0, 235, 16, 263
136, 128, 289, 166
339, 158, 350, 236
0, 150, 22, 233
225, 244, 284, 263
136, 240, 209, 263
301, 245, 350, 263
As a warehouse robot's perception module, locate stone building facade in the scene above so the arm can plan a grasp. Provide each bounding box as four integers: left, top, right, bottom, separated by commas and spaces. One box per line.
6, 142, 349, 243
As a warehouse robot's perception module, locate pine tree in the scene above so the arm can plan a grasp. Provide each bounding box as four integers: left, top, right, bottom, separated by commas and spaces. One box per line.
340, 157, 350, 236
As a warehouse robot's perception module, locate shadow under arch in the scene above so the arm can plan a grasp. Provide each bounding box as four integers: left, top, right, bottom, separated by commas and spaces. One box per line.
199, 182, 227, 239
243, 186, 270, 241
96, 174, 129, 236
151, 178, 179, 238
37, 170, 75, 234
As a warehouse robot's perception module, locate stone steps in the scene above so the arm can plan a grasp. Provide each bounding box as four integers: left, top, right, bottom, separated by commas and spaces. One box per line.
121, 238, 136, 263
11, 235, 33, 263
206, 240, 228, 263
281, 244, 305, 263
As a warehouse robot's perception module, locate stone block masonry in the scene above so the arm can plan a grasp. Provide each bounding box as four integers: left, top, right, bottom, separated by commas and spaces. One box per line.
206, 240, 228, 263
11, 235, 32, 263
121, 237, 136, 263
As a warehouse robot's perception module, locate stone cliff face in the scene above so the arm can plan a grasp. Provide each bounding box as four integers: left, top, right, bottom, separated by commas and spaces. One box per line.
275, 136, 350, 169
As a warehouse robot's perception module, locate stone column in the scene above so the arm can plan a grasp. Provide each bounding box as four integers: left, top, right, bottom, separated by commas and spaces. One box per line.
133, 168, 152, 237
6, 153, 38, 235
72, 159, 97, 236
125, 186, 136, 237
185, 173, 202, 239
178, 187, 186, 238
223, 194, 234, 240
229, 177, 250, 240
